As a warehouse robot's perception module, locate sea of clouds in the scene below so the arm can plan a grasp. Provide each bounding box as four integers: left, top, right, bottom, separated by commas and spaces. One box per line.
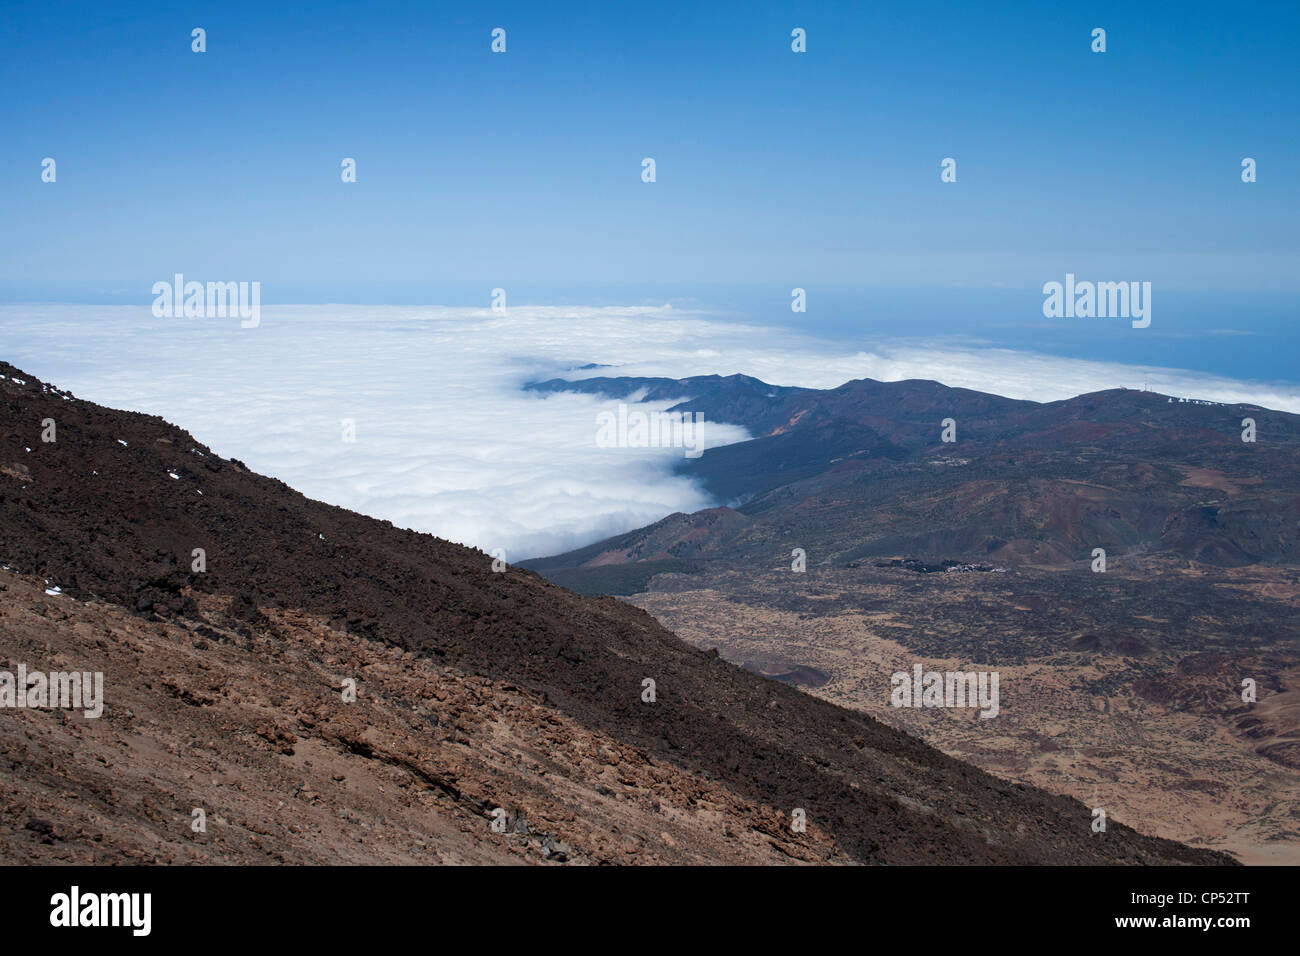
3, 302, 1299, 559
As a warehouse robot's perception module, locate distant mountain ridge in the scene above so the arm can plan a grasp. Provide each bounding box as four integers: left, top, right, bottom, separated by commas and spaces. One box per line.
524, 372, 1300, 585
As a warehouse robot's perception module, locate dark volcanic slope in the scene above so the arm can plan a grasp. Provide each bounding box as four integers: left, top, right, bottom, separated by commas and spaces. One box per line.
0, 362, 1230, 864
525, 373, 1300, 580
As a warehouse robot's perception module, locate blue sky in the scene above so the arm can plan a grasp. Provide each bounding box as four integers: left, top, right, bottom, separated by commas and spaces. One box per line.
3, 0, 1296, 284
1, 1, 1297, 379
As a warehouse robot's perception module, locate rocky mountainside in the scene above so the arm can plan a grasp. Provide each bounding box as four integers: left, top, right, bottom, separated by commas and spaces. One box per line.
0, 361, 1231, 864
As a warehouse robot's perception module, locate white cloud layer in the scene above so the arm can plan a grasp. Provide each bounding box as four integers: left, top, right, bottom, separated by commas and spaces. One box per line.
3, 303, 1298, 559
